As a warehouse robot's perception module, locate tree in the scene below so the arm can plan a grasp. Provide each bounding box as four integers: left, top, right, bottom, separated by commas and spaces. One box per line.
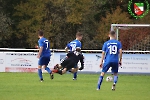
3, 0, 142, 49
13, 0, 53, 48
44, 0, 96, 49
134, 13, 150, 24
95, 6, 132, 48
0, 0, 12, 47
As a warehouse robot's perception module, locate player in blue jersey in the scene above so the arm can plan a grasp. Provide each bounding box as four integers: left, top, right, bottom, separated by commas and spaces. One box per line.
65, 32, 83, 80
37, 30, 53, 82
97, 31, 122, 91
65, 32, 82, 52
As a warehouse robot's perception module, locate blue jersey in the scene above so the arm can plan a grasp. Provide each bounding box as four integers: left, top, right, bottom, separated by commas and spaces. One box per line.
38, 37, 51, 57
67, 39, 81, 51
102, 39, 122, 63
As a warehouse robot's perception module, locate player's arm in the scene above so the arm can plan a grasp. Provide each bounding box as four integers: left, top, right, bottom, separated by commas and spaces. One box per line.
37, 40, 43, 58
65, 43, 70, 53
100, 51, 105, 68
100, 43, 106, 68
119, 42, 122, 66
79, 54, 84, 70
37, 47, 43, 58
119, 49, 122, 65
65, 46, 69, 53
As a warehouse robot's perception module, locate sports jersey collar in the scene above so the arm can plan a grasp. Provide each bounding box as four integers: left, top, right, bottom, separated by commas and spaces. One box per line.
40, 37, 44, 39
110, 38, 116, 40
75, 39, 81, 42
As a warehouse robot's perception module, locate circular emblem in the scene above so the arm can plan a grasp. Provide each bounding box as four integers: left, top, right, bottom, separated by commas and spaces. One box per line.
128, 0, 149, 19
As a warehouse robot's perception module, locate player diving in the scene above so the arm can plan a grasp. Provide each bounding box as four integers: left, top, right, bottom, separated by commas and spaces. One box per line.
51, 48, 84, 75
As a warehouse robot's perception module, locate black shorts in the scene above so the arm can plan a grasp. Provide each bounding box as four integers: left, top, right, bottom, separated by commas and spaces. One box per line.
61, 58, 76, 71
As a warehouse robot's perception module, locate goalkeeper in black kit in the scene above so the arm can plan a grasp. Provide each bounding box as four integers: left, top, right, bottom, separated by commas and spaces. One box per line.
52, 49, 84, 75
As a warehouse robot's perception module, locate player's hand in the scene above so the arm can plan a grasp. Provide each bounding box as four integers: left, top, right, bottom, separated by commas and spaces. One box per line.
35, 45, 39, 49
37, 55, 40, 58
119, 61, 122, 66
100, 63, 103, 68
79, 66, 84, 70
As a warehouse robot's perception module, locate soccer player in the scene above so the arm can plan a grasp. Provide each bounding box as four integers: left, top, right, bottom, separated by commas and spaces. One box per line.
65, 32, 83, 80
97, 31, 122, 91
37, 30, 53, 82
52, 49, 84, 75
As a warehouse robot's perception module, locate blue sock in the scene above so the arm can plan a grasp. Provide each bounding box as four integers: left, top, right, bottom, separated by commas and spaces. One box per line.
97, 76, 103, 89
114, 76, 118, 84
38, 69, 43, 80
45, 67, 51, 74
73, 72, 77, 79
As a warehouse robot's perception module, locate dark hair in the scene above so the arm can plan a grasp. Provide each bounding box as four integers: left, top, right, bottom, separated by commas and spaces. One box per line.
38, 30, 44, 36
76, 32, 83, 37
109, 31, 116, 36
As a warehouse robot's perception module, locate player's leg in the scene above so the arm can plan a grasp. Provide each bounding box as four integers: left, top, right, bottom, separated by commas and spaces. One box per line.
70, 68, 78, 73
97, 72, 105, 90
52, 63, 65, 74
42, 57, 54, 79
42, 57, 51, 74
52, 64, 67, 75
53, 67, 67, 75
73, 64, 78, 80
62, 61, 75, 74
112, 73, 118, 91
111, 62, 119, 91
97, 62, 110, 90
38, 57, 44, 82
58, 61, 75, 75
52, 58, 74, 75
62, 68, 67, 74
54, 64, 62, 70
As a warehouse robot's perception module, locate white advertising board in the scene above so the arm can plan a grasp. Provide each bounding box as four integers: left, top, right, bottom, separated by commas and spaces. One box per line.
51, 52, 101, 72
0, 51, 150, 73
79, 53, 101, 72
0, 52, 5, 72
119, 54, 150, 73
5, 52, 38, 72
52, 52, 150, 73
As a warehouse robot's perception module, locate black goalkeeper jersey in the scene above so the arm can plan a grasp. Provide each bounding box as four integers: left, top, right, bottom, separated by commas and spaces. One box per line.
67, 51, 84, 65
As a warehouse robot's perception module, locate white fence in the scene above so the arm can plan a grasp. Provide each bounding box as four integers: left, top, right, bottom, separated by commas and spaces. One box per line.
0, 49, 150, 73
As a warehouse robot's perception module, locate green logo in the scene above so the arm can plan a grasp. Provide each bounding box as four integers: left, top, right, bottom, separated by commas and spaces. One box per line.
128, 0, 149, 19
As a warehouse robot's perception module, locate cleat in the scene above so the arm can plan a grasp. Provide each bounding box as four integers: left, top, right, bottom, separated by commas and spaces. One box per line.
73, 78, 77, 80
50, 72, 54, 79
52, 69, 58, 73
40, 79, 44, 82
112, 84, 116, 91
96, 88, 100, 90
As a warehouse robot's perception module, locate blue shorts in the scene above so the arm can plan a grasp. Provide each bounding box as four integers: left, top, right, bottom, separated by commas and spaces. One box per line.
102, 62, 118, 73
38, 56, 50, 66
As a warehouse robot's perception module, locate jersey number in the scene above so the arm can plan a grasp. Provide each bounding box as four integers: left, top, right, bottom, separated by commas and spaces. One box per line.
108, 45, 117, 54
44, 40, 49, 49
70, 43, 76, 51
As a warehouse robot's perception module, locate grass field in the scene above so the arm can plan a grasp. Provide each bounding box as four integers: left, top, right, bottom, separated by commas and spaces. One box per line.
0, 73, 150, 100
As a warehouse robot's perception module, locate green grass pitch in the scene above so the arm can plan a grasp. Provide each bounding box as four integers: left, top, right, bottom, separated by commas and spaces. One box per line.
0, 73, 150, 100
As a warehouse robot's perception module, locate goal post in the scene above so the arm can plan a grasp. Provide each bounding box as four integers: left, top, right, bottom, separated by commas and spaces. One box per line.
111, 24, 150, 51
